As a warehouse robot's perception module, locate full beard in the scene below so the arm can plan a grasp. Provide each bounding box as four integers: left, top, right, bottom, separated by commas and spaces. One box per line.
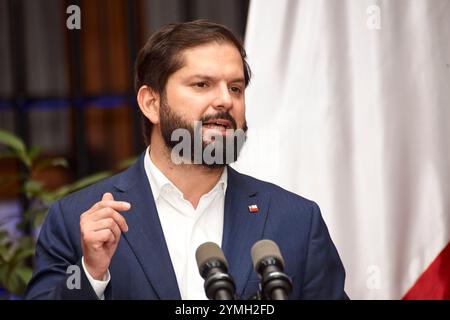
159, 95, 248, 169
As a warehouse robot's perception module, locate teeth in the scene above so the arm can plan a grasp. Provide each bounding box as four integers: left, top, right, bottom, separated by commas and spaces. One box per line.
204, 123, 226, 129
204, 122, 226, 127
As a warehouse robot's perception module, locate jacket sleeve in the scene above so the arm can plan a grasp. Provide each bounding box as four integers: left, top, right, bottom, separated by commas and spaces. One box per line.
300, 202, 349, 300
24, 200, 111, 300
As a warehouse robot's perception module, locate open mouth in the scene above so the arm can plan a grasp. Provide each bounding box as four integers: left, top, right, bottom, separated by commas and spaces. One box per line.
202, 119, 233, 130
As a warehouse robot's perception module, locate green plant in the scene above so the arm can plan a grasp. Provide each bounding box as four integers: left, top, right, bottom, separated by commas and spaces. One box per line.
0, 129, 130, 297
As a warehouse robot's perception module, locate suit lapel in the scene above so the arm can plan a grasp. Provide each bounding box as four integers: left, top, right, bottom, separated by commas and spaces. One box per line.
112, 156, 270, 300
222, 167, 270, 298
113, 154, 181, 299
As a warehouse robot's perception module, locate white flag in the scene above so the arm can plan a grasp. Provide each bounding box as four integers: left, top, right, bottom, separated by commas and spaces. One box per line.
234, 0, 450, 299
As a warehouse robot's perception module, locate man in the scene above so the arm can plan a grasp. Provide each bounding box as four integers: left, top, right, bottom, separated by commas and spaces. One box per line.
25, 20, 347, 300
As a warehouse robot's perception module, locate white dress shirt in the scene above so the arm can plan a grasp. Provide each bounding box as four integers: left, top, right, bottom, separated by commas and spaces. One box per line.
83, 147, 227, 300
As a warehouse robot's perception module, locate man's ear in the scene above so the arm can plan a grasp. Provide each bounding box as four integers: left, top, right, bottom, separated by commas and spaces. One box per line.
137, 85, 160, 125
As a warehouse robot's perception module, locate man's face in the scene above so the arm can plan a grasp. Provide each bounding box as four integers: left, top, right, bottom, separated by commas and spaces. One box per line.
159, 41, 248, 167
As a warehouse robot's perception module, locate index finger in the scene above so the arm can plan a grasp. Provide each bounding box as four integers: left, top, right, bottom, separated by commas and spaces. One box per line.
93, 200, 131, 212
91, 207, 129, 233
102, 192, 114, 202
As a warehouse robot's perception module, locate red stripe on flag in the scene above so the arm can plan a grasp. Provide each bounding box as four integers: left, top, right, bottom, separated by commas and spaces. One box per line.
403, 241, 450, 300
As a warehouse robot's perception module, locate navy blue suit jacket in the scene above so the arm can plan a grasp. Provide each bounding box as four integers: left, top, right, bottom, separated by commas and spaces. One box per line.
25, 153, 348, 300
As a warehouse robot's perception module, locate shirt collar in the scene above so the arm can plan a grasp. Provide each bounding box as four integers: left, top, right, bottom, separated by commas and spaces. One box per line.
143, 147, 228, 201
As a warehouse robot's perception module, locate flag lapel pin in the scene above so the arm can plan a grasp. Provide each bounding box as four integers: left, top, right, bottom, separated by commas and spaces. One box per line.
248, 204, 259, 213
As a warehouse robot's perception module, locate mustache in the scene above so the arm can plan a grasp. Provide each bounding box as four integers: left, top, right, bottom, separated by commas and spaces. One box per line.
199, 112, 238, 130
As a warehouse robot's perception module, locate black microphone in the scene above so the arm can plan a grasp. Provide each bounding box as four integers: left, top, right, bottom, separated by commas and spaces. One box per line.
251, 239, 293, 300
195, 242, 236, 300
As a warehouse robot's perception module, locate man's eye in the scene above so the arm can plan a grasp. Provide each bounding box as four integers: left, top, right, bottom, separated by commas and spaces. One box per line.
194, 82, 208, 88
230, 86, 242, 94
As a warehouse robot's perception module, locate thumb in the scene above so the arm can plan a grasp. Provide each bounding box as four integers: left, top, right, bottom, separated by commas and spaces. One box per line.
102, 192, 114, 202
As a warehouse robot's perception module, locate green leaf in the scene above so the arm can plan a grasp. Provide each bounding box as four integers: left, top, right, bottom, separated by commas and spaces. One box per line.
70, 171, 112, 190
33, 209, 49, 228
0, 230, 8, 243
15, 266, 33, 285
0, 245, 9, 262
117, 156, 138, 170
22, 180, 44, 198
18, 150, 32, 168
5, 272, 24, 296
18, 236, 34, 248
13, 248, 35, 262
50, 157, 68, 168
33, 157, 68, 172
0, 129, 26, 154
41, 188, 68, 203
27, 146, 42, 161
0, 264, 6, 281
50, 171, 112, 200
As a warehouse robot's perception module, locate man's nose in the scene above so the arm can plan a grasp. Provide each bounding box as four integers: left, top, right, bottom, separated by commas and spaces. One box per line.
211, 84, 233, 111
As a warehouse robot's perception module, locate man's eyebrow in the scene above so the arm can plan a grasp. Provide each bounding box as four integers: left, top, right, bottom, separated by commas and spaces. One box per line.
187, 74, 245, 84
230, 77, 245, 84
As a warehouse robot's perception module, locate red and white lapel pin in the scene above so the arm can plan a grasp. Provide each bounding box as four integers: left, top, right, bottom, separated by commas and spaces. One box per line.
248, 204, 259, 213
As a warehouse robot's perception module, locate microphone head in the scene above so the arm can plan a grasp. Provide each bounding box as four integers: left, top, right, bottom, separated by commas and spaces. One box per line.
196, 242, 228, 276
251, 239, 285, 272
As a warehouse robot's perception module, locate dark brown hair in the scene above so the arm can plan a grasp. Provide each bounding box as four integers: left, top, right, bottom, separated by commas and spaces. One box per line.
134, 19, 252, 145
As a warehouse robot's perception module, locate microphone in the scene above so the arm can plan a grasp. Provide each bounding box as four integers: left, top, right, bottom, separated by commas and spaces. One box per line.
195, 242, 236, 300
251, 239, 293, 300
